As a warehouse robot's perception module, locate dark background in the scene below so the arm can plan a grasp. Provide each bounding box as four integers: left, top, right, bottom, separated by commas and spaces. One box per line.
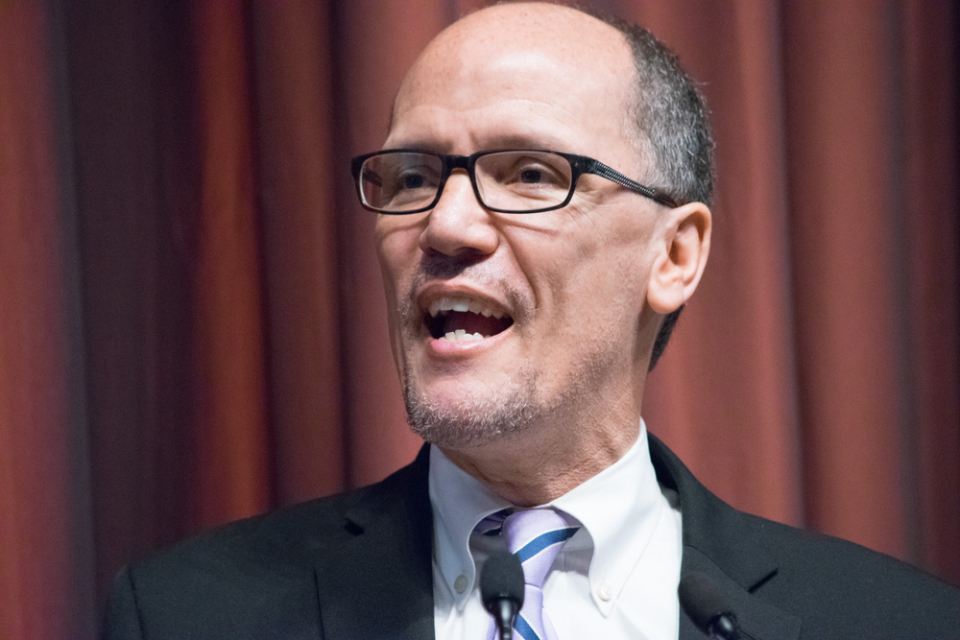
1, 1, 957, 638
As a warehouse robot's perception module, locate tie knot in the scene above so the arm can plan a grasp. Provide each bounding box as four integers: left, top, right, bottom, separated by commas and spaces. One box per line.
502, 509, 578, 557
503, 508, 579, 590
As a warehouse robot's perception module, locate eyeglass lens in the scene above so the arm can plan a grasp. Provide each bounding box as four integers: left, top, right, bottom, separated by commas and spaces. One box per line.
358, 151, 575, 213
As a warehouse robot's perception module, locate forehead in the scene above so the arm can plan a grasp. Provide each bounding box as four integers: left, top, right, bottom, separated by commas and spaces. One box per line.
388, 4, 636, 154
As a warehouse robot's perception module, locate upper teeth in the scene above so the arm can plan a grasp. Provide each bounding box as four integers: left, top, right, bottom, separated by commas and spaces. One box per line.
428, 296, 504, 319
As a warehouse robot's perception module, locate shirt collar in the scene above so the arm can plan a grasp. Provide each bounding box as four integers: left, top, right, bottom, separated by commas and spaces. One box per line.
552, 422, 666, 613
429, 445, 512, 608
428, 420, 666, 613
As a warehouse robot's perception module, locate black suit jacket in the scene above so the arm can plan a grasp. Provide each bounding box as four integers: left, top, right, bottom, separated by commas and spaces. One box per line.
105, 436, 960, 639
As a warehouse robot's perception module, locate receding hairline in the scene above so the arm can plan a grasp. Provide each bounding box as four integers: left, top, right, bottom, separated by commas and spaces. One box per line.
386, 2, 638, 138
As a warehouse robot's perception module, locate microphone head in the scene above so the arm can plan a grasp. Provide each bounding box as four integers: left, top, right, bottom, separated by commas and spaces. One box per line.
480, 551, 525, 613
678, 571, 740, 639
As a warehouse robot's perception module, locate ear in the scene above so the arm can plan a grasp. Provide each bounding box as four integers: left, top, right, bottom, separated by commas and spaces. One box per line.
647, 202, 712, 314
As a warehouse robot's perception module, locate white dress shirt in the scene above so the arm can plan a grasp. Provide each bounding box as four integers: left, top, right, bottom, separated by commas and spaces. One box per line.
429, 420, 683, 640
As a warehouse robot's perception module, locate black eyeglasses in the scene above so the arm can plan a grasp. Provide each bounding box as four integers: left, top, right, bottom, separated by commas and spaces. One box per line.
350, 149, 679, 214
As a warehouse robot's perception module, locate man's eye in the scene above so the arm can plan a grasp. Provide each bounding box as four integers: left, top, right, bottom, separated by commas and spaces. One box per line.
400, 172, 426, 190
509, 161, 564, 187
381, 163, 440, 207
388, 167, 438, 193
520, 169, 545, 184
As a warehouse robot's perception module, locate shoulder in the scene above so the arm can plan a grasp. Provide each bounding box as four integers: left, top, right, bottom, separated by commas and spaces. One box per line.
732, 507, 960, 637
104, 448, 431, 639
134, 449, 427, 578
648, 434, 960, 638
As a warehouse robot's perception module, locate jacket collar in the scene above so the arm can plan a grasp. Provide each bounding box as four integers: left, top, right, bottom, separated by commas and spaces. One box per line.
648, 435, 801, 640
314, 445, 436, 640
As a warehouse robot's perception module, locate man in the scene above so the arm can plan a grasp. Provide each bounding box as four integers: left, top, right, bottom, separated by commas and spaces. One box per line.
105, 4, 960, 639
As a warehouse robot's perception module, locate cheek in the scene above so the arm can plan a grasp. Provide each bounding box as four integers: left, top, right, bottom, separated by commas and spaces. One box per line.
375, 222, 422, 344
376, 221, 421, 292
530, 207, 654, 288
375, 232, 420, 377
536, 222, 656, 336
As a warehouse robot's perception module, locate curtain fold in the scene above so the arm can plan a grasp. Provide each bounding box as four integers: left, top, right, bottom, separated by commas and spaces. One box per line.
1, 1, 957, 638
784, 0, 911, 560
900, 1, 960, 581
189, 0, 272, 530
250, 1, 346, 505
0, 2, 95, 639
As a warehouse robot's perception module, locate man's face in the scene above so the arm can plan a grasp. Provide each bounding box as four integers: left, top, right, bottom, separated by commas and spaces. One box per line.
375, 6, 667, 451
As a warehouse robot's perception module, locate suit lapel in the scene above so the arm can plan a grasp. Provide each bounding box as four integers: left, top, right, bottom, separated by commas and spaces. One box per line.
648, 436, 802, 640
314, 447, 435, 640
677, 548, 801, 640
312, 437, 800, 640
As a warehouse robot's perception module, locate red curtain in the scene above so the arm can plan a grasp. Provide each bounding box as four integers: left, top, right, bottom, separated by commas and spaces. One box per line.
1, 1, 957, 638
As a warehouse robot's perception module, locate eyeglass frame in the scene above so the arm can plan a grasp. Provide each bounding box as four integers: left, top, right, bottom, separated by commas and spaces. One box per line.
350, 148, 680, 214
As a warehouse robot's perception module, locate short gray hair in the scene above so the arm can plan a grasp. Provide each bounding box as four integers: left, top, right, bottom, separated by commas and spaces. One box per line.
604, 16, 714, 206
600, 14, 715, 369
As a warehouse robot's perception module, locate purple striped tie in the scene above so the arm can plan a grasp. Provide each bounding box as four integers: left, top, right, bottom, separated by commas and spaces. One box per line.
480, 508, 580, 640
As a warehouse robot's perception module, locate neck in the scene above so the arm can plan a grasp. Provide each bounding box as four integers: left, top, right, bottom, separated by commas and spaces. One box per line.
438, 411, 641, 507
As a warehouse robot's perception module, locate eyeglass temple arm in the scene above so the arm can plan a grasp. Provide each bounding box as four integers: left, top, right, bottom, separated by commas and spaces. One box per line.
588, 161, 679, 209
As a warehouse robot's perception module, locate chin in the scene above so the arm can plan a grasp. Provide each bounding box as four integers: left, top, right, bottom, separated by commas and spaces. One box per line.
401, 363, 543, 450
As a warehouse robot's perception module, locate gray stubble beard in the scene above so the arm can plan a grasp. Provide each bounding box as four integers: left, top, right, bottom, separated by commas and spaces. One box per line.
401, 360, 544, 450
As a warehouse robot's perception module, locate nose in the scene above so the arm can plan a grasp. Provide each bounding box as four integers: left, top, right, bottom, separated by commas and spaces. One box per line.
419, 170, 499, 258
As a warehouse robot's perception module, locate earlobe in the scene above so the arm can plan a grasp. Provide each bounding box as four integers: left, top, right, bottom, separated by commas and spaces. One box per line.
646, 202, 712, 314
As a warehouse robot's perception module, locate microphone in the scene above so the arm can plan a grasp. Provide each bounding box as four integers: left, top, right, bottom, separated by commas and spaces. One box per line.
480, 551, 525, 640
678, 572, 743, 639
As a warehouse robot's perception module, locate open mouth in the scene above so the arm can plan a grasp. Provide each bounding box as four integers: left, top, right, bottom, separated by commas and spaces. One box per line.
425, 296, 514, 342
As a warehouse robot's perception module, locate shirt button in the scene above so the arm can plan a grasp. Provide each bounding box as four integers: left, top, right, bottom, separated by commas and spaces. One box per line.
596, 580, 613, 601
454, 574, 468, 594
